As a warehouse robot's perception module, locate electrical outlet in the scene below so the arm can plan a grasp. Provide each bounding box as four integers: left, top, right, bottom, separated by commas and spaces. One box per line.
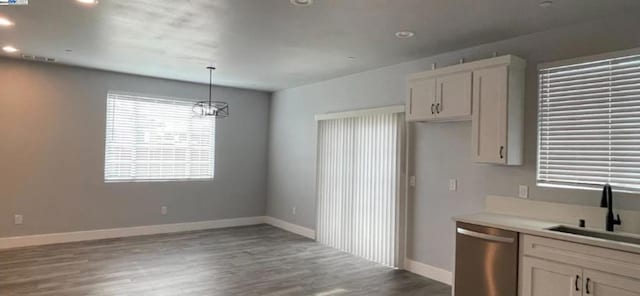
519, 185, 529, 199
161, 206, 168, 215
409, 176, 416, 187
292, 207, 296, 216
449, 179, 457, 192
14, 214, 23, 225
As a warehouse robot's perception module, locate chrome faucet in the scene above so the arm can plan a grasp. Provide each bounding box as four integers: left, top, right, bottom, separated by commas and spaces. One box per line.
600, 184, 621, 232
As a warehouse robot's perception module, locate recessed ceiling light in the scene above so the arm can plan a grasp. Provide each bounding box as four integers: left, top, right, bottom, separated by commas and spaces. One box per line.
395, 31, 415, 39
76, 0, 98, 5
2, 45, 19, 53
290, 0, 313, 7
539, 0, 553, 8
0, 17, 14, 27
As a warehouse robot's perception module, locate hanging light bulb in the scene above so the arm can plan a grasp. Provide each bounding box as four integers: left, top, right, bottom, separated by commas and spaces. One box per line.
193, 66, 229, 118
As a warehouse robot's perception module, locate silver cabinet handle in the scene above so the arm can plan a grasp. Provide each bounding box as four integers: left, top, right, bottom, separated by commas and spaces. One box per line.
456, 227, 515, 243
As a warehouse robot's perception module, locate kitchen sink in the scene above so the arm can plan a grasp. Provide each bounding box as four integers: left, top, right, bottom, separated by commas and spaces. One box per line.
547, 225, 640, 245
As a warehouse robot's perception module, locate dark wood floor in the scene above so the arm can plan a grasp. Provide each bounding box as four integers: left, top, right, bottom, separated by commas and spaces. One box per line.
0, 224, 451, 296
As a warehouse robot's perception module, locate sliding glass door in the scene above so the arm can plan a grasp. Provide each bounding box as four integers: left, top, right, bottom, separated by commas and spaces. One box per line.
316, 109, 404, 267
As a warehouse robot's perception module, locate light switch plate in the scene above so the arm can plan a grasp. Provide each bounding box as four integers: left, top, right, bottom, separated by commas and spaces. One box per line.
161, 206, 167, 215
14, 214, 23, 225
449, 179, 457, 192
519, 185, 529, 199
409, 176, 416, 187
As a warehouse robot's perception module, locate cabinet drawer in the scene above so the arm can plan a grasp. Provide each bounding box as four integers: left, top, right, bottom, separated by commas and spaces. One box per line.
521, 234, 640, 279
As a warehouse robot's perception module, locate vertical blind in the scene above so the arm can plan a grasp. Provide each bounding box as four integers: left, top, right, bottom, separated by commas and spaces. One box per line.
105, 92, 216, 182
316, 111, 403, 267
538, 51, 640, 192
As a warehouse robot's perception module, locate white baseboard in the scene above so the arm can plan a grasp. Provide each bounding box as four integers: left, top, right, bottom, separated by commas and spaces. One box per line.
404, 258, 453, 286
264, 216, 316, 239
0, 216, 266, 250
0, 215, 316, 250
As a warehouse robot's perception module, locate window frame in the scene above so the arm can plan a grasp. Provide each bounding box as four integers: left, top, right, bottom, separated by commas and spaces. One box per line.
536, 47, 640, 194
103, 91, 217, 183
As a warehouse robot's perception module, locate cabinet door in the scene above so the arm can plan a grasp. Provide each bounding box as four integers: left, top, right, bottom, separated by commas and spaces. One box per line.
521, 256, 582, 296
471, 66, 508, 164
436, 71, 472, 119
584, 269, 640, 296
406, 78, 436, 121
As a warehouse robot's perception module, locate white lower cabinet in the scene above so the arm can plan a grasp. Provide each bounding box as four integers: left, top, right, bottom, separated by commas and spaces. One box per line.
520, 235, 640, 296
584, 269, 640, 296
522, 256, 640, 296
521, 256, 582, 296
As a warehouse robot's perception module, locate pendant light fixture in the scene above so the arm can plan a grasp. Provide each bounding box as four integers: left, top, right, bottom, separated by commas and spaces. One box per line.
193, 66, 229, 118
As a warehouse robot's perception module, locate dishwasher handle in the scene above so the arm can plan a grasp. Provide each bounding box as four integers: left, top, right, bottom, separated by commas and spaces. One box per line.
456, 227, 515, 244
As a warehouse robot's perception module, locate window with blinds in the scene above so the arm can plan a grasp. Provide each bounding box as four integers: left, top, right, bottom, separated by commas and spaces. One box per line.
104, 92, 216, 182
538, 50, 640, 192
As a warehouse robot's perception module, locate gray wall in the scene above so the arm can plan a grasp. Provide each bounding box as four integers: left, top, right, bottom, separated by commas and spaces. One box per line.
0, 58, 270, 238
266, 14, 640, 272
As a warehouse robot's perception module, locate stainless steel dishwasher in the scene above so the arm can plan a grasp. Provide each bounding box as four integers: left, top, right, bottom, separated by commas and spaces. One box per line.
454, 222, 519, 296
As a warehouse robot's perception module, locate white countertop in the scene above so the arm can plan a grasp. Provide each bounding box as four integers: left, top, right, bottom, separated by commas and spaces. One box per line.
454, 212, 640, 255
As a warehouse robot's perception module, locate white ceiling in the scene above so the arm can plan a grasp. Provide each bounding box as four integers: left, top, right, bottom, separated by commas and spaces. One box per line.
0, 0, 639, 91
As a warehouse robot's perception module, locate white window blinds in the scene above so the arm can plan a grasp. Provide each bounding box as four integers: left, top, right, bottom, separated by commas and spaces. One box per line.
105, 92, 216, 182
538, 50, 640, 192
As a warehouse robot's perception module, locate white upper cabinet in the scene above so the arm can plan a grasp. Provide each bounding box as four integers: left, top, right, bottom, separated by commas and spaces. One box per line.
435, 71, 472, 119
406, 55, 526, 165
406, 77, 437, 121
471, 59, 525, 165
406, 70, 472, 121
471, 66, 509, 164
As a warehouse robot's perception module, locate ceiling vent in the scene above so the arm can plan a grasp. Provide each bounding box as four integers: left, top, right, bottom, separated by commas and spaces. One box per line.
21, 54, 56, 63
